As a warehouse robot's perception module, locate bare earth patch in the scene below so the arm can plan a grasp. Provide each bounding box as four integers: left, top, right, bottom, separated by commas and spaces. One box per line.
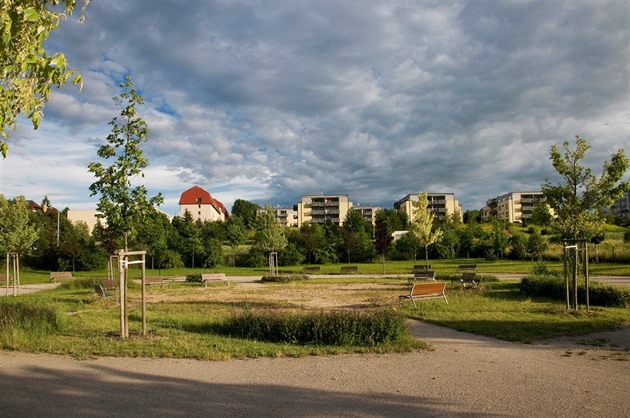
141, 282, 402, 310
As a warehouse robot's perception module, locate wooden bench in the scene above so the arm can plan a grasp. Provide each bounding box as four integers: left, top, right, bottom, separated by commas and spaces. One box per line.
201, 273, 228, 287
460, 272, 482, 290
103, 279, 118, 290
410, 270, 436, 282
94, 284, 115, 298
144, 276, 166, 287
399, 282, 448, 307
50, 271, 74, 282
303, 266, 320, 274
0, 274, 12, 285
340, 266, 358, 274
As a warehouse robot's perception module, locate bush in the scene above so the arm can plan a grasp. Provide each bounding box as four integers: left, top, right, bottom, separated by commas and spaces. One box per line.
186, 274, 202, 283
216, 308, 407, 346
520, 275, 630, 308
260, 275, 307, 283
58, 277, 101, 290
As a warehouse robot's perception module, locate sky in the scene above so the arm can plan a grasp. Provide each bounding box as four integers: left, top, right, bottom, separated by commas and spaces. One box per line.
1, 0, 628, 218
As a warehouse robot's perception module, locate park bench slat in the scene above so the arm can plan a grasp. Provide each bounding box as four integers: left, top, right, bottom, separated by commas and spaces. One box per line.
399, 282, 448, 307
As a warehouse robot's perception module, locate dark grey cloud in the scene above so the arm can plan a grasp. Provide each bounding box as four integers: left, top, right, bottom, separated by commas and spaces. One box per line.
1, 1, 627, 216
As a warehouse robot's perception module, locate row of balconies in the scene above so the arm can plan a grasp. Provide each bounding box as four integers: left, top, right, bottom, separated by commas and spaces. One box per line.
309, 201, 339, 208
309, 209, 340, 215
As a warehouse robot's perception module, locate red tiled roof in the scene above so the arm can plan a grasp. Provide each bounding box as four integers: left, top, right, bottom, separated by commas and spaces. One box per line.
179, 186, 229, 217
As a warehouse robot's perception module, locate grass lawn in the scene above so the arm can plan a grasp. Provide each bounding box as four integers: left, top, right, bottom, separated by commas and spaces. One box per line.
12, 258, 630, 286
2, 276, 628, 359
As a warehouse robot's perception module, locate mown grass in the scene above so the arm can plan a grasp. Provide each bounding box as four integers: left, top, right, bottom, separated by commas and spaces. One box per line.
12, 257, 630, 286
402, 281, 630, 343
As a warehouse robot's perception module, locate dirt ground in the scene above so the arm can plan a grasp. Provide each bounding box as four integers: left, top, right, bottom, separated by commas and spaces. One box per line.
142, 281, 404, 310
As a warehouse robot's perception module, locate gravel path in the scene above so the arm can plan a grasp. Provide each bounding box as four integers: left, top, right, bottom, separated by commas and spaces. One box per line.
1, 321, 628, 417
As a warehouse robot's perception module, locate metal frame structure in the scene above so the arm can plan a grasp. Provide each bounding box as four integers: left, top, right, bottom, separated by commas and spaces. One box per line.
117, 250, 147, 338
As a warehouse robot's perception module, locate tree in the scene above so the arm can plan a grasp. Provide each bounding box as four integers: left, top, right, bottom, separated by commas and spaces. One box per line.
374, 210, 393, 272
526, 232, 548, 261
225, 215, 247, 266
341, 209, 375, 263
0, 0, 89, 158
231, 199, 260, 228
88, 75, 163, 251
530, 202, 553, 226
0, 194, 38, 256
409, 193, 443, 268
252, 206, 287, 273
542, 135, 629, 240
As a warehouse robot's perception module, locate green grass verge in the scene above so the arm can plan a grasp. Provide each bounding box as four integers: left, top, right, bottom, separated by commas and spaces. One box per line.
10, 258, 630, 286
402, 281, 630, 343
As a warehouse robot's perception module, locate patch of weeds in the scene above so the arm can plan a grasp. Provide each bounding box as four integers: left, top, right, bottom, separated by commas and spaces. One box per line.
260, 275, 308, 283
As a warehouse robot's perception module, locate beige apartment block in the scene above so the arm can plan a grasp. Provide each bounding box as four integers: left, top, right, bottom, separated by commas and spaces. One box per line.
393, 193, 462, 222
263, 206, 299, 227
297, 194, 352, 226
67, 209, 102, 233
482, 191, 547, 223
354, 205, 382, 225
603, 190, 629, 221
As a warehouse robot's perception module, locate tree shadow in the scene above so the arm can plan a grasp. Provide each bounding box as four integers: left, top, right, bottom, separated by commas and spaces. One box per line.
0, 359, 492, 418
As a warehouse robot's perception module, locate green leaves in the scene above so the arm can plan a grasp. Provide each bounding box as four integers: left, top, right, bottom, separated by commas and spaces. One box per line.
88, 75, 163, 250
0, 1, 89, 158
543, 135, 629, 240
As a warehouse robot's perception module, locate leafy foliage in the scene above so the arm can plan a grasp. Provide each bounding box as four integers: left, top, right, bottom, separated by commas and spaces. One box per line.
0, 0, 89, 157
542, 136, 629, 240
88, 75, 163, 250
520, 275, 630, 308
409, 193, 443, 267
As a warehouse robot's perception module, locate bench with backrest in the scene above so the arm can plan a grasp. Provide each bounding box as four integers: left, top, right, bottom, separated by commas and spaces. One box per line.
50, 271, 74, 282
410, 270, 436, 282
460, 272, 482, 290
340, 266, 358, 274
144, 276, 166, 287
94, 284, 115, 298
0, 274, 12, 285
412, 265, 431, 273
303, 266, 320, 274
103, 279, 118, 290
399, 282, 448, 307
201, 273, 228, 287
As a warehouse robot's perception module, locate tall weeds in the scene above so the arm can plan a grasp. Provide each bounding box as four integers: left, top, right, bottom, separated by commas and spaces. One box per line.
217, 308, 407, 346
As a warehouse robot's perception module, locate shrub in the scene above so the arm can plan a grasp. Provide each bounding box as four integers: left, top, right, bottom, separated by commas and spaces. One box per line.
216, 308, 407, 346
260, 275, 307, 283
186, 274, 202, 283
520, 275, 630, 308
59, 277, 101, 290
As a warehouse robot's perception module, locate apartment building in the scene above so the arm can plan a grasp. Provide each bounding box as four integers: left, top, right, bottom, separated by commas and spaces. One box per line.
354, 205, 382, 225
179, 186, 228, 222
297, 194, 352, 226
393, 193, 462, 222
482, 191, 547, 223
267, 206, 299, 227
604, 190, 630, 221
